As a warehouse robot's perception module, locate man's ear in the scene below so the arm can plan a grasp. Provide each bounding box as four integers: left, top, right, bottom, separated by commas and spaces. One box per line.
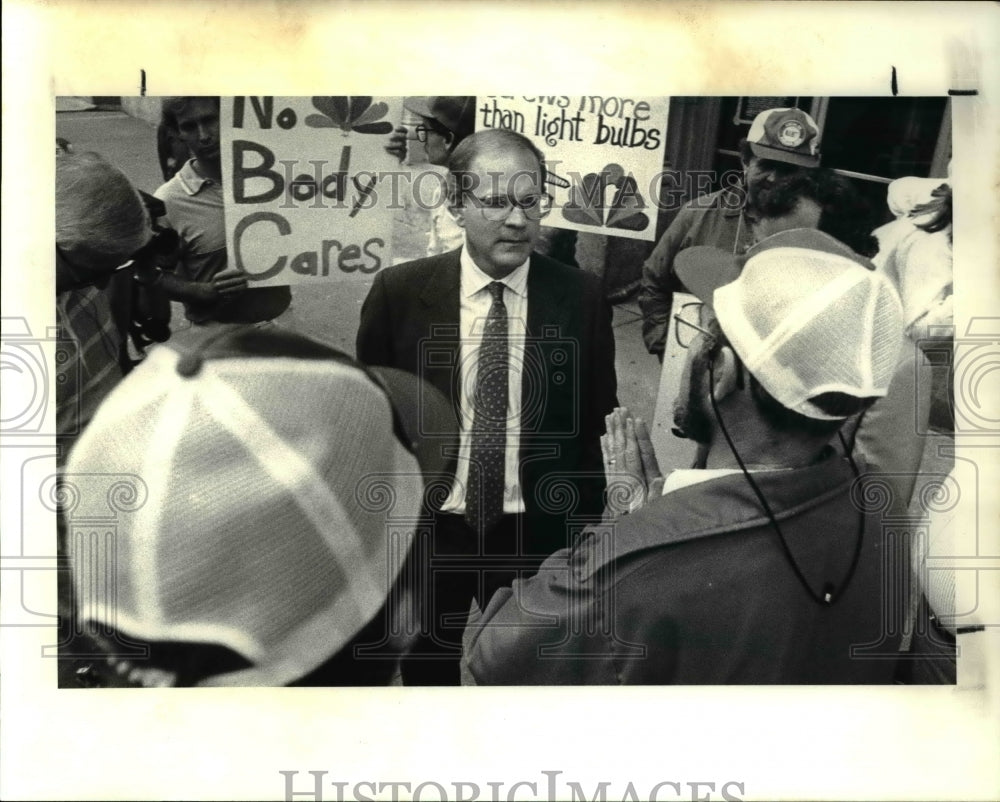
710, 345, 741, 403
449, 201, 466, 228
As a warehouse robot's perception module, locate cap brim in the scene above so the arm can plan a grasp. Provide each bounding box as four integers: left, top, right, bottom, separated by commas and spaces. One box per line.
748, 141, 820, 168
674, 246, 744, 306
747, 227, 876, 271
366, 366, 458, 482
403, 97, 435, 118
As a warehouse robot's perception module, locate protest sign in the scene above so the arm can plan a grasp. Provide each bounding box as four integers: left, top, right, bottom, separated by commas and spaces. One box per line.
476, 95, 670, 241
221, 96, 402, 286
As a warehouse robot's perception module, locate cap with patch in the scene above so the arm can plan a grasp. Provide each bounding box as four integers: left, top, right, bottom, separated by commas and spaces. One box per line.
747, 107, 821, 168
66, 325, 456, 686
403, 96, 475, 136
675, 228, 904, 420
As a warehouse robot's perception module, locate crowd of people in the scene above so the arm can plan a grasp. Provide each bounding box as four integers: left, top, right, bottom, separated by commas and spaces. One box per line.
56, 98, 958, 687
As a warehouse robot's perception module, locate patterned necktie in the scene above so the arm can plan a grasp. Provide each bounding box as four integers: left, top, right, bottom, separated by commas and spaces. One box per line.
466, 281, 509, 537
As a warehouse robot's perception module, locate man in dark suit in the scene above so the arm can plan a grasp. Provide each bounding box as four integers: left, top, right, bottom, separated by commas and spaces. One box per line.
357, 128, 618, 684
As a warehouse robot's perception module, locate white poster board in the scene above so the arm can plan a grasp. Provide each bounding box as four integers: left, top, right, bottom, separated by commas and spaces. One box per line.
475, 95, 669, 242
221, 96, 402, 286
650, 291, 700, 472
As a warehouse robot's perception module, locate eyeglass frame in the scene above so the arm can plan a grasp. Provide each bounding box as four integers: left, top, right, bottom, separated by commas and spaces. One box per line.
674, 301, 746, 391
413, 123, 455, 146
461, 191, 555, 222
673, 301, 715, 349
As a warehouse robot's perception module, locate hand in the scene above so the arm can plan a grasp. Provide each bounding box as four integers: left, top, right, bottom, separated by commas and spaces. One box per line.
210, 268, 249, 298
601, 406, 662, 518
385, 126, 409, 163
634, 416, 664, 498
106, 655, 177, 688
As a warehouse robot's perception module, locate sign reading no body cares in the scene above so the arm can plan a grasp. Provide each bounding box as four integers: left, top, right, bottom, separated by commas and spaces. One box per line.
221, 97, 402, 286
477, 96, 670, 242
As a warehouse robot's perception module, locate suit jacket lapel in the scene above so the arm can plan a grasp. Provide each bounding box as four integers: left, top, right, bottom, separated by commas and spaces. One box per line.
525, 253, 570, 337
523, 253, 572, 438
419, 250, 462, 410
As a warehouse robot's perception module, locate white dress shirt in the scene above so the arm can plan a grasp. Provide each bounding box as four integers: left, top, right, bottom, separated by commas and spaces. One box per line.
440, 244, 530, 516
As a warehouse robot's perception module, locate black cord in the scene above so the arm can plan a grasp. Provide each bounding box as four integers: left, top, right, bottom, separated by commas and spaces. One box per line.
708, 358, 865, 606
833, 411, 868, 602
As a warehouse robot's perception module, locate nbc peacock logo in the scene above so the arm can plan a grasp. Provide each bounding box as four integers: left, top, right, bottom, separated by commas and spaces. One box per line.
562, 164, 649, 232
305, 97, 395, 135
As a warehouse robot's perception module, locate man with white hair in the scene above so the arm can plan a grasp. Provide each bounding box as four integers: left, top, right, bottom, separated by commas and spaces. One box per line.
55, 151, 154, 451
469, 228, 907, 684
55, 151, 164, 689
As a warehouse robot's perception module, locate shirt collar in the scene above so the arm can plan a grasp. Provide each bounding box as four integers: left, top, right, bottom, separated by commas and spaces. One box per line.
459, 241, 530, 300
662, 466, 792, 495
175, 158, 213, 196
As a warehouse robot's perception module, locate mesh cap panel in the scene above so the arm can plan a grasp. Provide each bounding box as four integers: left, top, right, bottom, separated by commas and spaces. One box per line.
715, 243, 904, 419
68, 334, 425, 685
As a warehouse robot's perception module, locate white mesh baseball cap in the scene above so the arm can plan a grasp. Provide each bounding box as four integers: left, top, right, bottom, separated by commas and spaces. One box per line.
676, 228, 904, 420
67, 325, 456, 686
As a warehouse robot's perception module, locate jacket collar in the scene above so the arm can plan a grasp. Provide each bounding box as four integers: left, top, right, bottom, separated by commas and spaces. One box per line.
579, 450, 859, 578
418, 249, 570, 332
419, 249, 462, 314
525, 252, 570, 335
459, 246, 530, 300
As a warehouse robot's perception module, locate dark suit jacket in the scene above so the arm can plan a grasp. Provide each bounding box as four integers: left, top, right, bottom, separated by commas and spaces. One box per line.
357, 248, 618, 556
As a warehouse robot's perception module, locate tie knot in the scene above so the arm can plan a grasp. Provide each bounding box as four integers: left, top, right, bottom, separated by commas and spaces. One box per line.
487, 282, 506, 303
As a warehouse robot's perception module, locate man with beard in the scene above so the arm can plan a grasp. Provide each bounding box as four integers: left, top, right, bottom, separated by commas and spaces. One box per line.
747, 150, 879, 257
639, 107, 823, 361
153, 96, 292, 325
467, 227, 906, 684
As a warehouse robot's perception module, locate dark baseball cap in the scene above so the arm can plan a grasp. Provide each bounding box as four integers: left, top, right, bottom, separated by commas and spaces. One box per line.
403, 96, 475, 135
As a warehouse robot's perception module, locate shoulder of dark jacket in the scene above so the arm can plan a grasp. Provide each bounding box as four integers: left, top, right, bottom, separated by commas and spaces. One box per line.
575, 453, 859, 580
374, 249, 459, 287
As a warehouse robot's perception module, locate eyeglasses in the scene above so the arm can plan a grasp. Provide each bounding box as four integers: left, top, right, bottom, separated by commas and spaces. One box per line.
466, 193, 554, 222
673, 301, 715, 349
414, 124, 454, 144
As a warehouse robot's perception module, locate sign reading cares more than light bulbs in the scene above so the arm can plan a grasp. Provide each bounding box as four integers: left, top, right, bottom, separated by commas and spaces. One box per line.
476, 96, 670, 242
221, 97, 402, 286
